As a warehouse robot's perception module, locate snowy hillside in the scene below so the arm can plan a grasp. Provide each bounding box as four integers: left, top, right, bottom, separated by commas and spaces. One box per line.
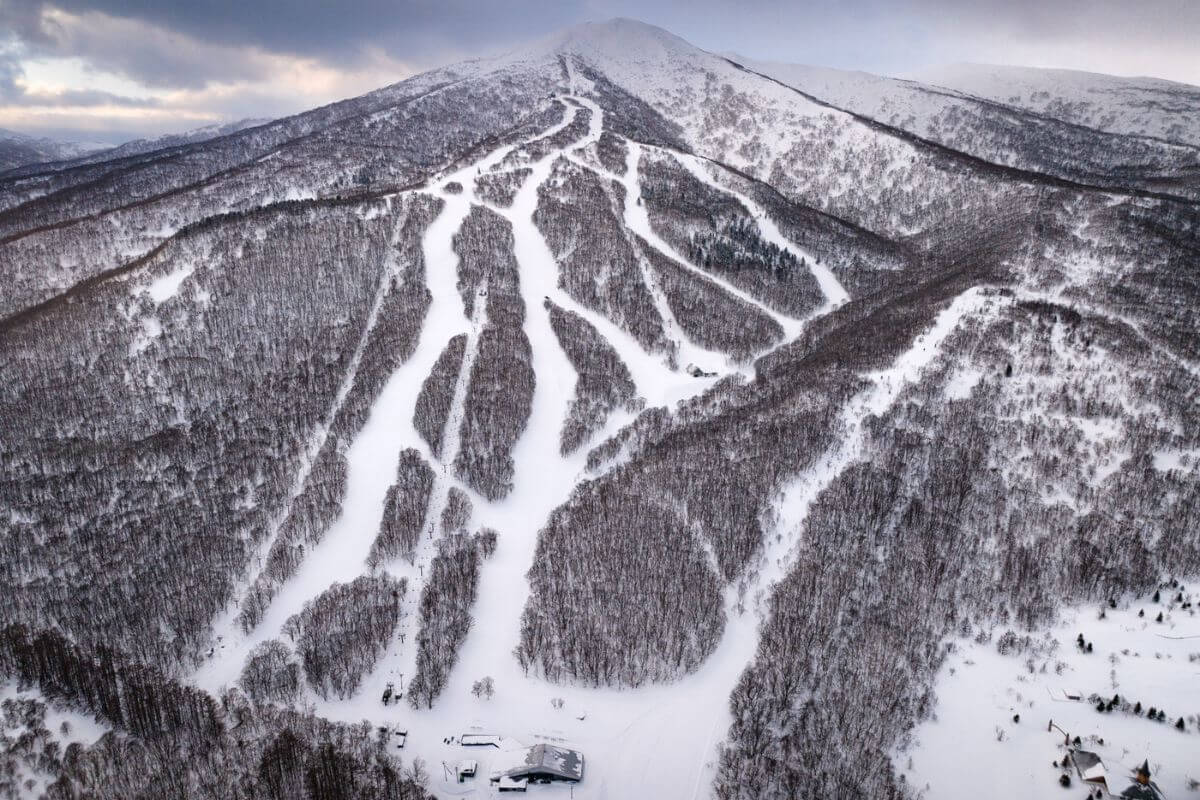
98, 118, 275, 162
741, 57, 1200, 201
901, 582, 1199, 799
1, 17, 1198, 800
0, 129, 107, 172
908, 63, 1200, 147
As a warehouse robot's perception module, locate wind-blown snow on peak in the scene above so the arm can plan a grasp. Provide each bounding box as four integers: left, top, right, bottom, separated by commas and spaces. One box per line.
543, 17, 699, 62
456, 17, 722, 97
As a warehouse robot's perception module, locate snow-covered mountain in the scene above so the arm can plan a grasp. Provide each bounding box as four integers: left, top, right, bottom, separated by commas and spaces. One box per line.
0, 128, 107, 172
100, 118, 274, 160
907, 62, 1200, 146
0, 118, 276, 180
737, 55, 1200, 199
1, 18, 1197, 800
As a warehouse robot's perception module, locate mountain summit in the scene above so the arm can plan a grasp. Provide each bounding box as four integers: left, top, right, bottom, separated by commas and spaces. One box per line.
1, 18, 1198, 800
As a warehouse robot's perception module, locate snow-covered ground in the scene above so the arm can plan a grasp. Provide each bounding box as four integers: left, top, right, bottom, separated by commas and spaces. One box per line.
898, 583, 1200, 800
903, 63, 1200, 147
0, 682, 109, 747
671, 150, 849, 313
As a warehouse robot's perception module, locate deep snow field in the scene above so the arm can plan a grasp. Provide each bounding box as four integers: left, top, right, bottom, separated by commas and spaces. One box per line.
898, 582, 1200, 799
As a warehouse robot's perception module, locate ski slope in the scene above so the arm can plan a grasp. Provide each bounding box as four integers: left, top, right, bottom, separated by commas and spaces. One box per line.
182, 56, 1135, 800
187, 76, 883, 798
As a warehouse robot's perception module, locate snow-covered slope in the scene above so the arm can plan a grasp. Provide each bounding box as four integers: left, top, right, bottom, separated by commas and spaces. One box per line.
740, 56, 1200, 202
1, 18, 1197, 800
908, 62, 1200, 146
901, 583, 1200, 799
0, 128, 107, 172
99, 117, 274, 161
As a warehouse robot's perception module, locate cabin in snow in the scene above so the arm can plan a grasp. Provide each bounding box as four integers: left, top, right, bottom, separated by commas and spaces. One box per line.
455, 760, 477, 782
490, 743, 585, 784
1070, 749, 1110, 793
1070, 751, 1167, 800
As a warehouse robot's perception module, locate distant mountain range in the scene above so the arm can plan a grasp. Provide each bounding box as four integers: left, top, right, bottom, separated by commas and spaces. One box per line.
0, 128, 108, 172
0, 117, 271, 173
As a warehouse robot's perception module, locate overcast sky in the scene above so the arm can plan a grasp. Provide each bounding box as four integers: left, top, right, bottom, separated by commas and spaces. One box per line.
2, 0, 1197, 144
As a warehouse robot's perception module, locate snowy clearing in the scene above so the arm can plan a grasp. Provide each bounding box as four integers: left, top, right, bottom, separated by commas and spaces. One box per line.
898, 582, 1200, 800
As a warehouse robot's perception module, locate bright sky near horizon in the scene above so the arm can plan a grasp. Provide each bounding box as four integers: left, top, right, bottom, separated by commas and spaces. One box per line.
2, 0, 1197, 144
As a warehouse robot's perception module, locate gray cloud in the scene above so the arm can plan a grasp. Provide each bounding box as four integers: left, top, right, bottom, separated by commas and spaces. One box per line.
0, 39, 161, 106
5, 0, 1199, 88
5, 0, 586, 75
0, 53, 21, 100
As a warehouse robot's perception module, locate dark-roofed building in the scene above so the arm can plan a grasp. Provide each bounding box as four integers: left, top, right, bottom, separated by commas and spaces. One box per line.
1069, 749, 1110, 792
498, 744, 585, 783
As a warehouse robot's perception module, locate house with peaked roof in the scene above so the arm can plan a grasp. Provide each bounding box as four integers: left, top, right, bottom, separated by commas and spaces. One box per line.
1070, 749, 1110, 793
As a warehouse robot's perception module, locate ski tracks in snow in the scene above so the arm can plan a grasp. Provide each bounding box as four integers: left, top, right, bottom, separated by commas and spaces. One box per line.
202, 202, 429, 674
620, 141, 813, 341
193, 105, 578, 692
627, 286, 1012, 800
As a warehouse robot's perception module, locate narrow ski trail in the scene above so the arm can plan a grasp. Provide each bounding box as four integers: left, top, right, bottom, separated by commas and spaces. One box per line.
591, 286, 1011, 800
197, 204, 435, 683
192, 104, 579, 693
671, 149, 851, 312
619, 140, 811, 340
616, 139, 736, 372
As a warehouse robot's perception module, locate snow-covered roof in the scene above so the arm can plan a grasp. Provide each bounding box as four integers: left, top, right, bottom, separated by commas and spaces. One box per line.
494, 743, 585, 782
1070, 750, 1108, 786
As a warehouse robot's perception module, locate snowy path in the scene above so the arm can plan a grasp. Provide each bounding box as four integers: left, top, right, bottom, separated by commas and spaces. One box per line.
616, 140, 810, 341
768, 286, 1009, 551
385, 197, 486, 702
307, 284, 1006, 800
193, 189, 476, 690
293, 93, 766, 797
205, 204, 426, 653
604, 285, 1012, 800
615, 139, 738, 371
672, 150, 850, 311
